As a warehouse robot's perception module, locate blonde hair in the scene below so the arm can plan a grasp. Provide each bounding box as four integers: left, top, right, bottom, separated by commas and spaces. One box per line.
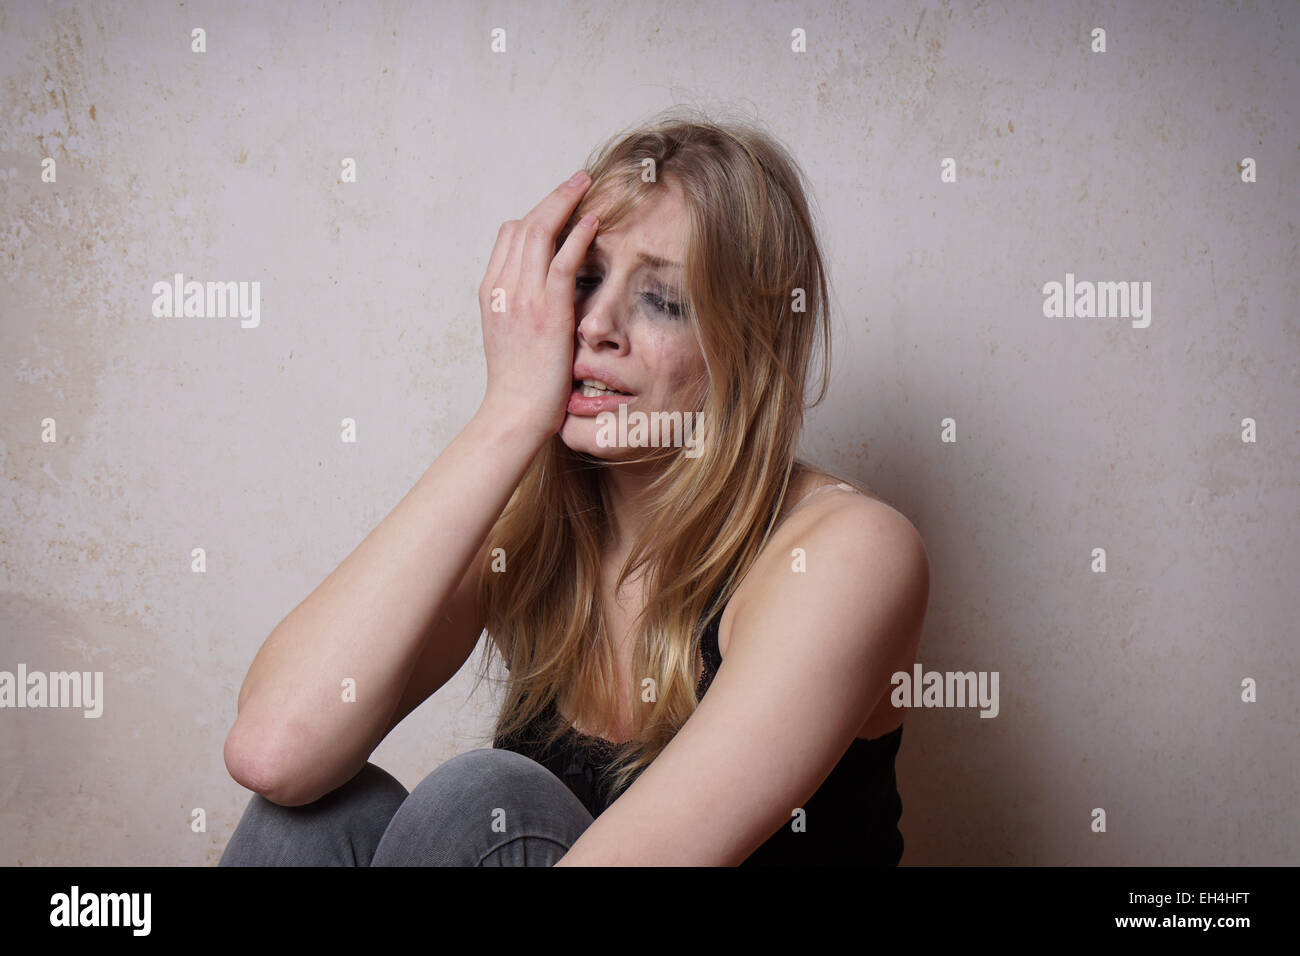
470, 105, 835, 801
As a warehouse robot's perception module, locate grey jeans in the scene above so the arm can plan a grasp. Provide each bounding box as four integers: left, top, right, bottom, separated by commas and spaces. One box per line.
218, 748, 596, 866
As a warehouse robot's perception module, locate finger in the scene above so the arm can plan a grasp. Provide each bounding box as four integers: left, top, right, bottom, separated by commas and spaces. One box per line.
520, 169, 593, 233
480, 220, 518, 302
495, 218, 528, 311
545, 212, 598, 305
521, 173, 592, 291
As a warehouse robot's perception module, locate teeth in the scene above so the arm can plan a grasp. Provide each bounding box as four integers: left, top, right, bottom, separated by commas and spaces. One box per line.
579, 378, 628, 396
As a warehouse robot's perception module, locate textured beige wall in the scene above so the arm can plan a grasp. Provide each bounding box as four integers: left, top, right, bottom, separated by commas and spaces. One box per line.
1, 0, 1295, 866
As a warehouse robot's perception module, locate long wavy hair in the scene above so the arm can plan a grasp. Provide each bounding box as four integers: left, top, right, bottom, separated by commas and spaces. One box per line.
469, 106, 835, 801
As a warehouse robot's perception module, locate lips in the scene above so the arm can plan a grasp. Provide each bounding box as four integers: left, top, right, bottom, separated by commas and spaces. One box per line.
575, 379, 631, 396
567, 382, 636, 416
572, 363, 636, 396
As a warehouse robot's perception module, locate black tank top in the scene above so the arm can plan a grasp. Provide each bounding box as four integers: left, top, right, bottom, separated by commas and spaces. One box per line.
492, 604, 905, 866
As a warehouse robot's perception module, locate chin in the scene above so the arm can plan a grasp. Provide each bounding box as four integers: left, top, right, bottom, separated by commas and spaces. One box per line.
559, 415, 627, 460
559, 417, 682, 471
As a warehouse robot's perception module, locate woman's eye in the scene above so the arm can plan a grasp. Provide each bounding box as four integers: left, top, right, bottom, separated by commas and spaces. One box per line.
644, 292, 684, 317
574, 276, 684, 319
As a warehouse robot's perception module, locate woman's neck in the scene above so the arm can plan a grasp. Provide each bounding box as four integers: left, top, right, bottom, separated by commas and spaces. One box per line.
602, 461, 823, 554
600, 460, 662, 557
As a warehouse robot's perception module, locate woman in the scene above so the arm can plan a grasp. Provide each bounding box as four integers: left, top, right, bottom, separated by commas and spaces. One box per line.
220, 109, 929, 867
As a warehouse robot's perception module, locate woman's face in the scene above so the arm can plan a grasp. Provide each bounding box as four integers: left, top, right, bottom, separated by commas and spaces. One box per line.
560, 178, 708, 460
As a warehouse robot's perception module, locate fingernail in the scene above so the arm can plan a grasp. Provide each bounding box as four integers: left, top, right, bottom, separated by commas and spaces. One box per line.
568, 169, 590, 187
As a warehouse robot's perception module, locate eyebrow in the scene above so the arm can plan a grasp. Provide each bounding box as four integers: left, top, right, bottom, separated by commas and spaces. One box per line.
587, 238, 682, 273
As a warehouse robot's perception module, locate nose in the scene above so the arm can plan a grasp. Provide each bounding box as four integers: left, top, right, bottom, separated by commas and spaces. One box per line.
575, 287, 628, 353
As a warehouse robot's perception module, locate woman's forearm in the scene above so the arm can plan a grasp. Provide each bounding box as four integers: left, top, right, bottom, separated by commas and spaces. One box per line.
223, 406, 544, 804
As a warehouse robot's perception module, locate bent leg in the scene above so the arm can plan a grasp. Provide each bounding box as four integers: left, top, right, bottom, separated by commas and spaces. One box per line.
371, 748, 595, 866
218, 762, 410, 866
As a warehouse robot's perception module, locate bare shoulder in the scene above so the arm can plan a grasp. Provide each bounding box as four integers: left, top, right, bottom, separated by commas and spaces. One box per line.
724, 477, 929, 645
766, 487, 927, 581
710, 486, 929, 699
772, 467, 924, 558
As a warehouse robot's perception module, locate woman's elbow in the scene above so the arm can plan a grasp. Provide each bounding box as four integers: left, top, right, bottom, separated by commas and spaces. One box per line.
223, 722, 300, 805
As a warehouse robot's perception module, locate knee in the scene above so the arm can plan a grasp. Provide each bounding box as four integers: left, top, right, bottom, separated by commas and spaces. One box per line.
398, 748, 560, 821
320, 761, 410, 810
219, 761, 409, 866
258, 760, 408, 815
436, 747, 549, 780
411, 748, 549, 797
372, 749, 587, 866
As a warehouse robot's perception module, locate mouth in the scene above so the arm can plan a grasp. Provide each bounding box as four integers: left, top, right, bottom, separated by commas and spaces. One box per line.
573, 378, 634, 397
567, 379, 637, 416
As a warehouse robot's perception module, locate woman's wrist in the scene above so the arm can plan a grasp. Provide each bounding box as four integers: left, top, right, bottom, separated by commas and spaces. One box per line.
469, 401, 553, 459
